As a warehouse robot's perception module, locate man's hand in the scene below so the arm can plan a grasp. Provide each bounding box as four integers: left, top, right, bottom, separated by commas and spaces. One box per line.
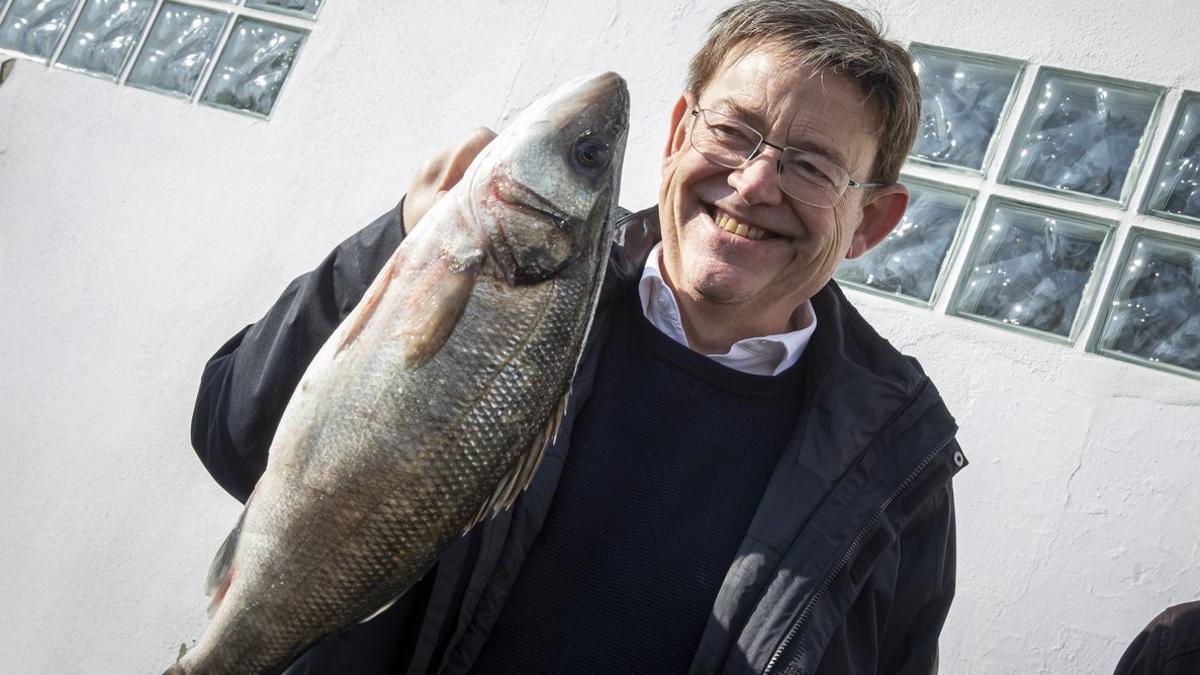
402, 127, 497, 235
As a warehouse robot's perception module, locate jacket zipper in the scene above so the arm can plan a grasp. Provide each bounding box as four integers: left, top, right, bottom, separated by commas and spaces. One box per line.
761, 434, 956, 675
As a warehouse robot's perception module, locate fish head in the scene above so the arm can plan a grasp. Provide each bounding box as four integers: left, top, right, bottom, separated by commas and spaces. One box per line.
475, 72, 630, 285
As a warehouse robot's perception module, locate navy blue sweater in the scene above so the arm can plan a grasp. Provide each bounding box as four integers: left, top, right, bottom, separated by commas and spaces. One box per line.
471, 291, 805, 674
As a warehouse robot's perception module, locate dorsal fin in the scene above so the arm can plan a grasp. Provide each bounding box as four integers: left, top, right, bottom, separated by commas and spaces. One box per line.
462, 387, 571, 534
358, 595, 402, 625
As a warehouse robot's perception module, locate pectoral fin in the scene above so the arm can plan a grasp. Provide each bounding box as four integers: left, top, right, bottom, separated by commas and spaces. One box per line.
400, 247, 483, 368
338, 252, 403, 355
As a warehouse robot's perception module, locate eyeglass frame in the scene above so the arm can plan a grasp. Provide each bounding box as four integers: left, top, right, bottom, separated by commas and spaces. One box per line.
687, 107, 889, 208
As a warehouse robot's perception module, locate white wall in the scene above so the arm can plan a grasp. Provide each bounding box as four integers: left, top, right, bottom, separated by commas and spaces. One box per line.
1, 1, 1197, 673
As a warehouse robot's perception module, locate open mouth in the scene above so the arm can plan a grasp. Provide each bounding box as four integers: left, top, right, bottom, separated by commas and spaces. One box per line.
706, 205, 779, 241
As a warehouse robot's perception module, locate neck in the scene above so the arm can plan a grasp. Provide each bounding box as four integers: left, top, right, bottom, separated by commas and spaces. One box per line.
670, 286, 810, 354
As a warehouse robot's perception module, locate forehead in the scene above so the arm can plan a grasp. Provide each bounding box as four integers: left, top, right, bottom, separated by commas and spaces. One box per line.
698, 47, 880, 171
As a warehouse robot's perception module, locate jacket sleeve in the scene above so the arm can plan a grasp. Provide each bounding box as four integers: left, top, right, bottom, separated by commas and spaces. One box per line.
879, 480, 957, 674
813, 469, 958, 675
190, 202, 407, 502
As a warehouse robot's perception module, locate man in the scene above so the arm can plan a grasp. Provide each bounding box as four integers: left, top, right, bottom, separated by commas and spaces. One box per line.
190, 1, 967, 673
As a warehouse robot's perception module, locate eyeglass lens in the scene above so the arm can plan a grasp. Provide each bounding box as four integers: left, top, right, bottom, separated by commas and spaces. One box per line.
689, 109, 849, 207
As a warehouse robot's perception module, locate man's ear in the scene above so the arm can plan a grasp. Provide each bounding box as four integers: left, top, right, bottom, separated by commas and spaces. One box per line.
847, 183, 909, 259
662, 94, 690, 170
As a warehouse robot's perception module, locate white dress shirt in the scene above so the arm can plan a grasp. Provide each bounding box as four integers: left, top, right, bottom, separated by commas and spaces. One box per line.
637, 243, 817, 376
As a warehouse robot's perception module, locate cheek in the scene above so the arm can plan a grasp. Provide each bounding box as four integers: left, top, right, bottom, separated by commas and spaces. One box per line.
661, 143, 693, 185
824, 208, 859, 257
659, 161, 678, 204
663, 150, 721, 196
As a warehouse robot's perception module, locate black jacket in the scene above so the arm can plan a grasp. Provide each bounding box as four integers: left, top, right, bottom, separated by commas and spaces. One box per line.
191, 203, 967, 675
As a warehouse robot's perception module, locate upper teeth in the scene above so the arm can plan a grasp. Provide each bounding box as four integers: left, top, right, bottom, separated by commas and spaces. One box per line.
715, 212, 769, 240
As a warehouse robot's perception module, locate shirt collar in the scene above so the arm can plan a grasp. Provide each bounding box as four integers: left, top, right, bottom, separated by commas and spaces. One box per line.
637, 243, 816, 376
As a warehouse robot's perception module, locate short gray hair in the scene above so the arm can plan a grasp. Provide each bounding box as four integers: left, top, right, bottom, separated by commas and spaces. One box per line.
686, 0, 920, 184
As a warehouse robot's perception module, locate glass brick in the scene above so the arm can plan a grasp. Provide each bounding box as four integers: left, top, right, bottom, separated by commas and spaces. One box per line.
245, 0, 320, 20
1003, 69, 1162, 204
55, 0, 154, 80
950, 199, 1113, 340
0, 0, 79, 60
1144, 93, 1200, 225
200, 17, 304, 117
1093, 232, 1200, 378
835, 178, 974, 304
125, 2, 227, 98
909, 44, 1022, 173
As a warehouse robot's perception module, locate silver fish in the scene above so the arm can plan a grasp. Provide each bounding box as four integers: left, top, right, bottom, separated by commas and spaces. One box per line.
166, 71, 629, 675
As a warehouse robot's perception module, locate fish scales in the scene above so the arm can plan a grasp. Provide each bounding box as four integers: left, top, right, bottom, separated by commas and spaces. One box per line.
225, 282, 568, 669
166, 72, 629, 674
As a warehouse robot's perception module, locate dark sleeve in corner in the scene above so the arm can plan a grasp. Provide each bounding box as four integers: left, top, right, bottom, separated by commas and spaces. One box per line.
1114, 601, 1200, 675
190, 203, 407, 502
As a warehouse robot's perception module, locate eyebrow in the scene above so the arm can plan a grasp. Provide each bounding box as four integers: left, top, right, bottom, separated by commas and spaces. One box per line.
712, 99, 852, 170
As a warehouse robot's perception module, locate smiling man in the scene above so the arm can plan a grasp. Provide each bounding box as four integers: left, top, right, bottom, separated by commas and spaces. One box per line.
658, 45, 909, 356
190, 1, 967, 673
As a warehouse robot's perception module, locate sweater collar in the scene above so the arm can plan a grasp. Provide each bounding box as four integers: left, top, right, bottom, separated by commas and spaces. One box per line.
637, 242, 816, 376
609, 205, 941, 462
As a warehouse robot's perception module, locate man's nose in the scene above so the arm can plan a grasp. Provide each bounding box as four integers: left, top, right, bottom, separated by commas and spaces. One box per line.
729, 147, 784, 206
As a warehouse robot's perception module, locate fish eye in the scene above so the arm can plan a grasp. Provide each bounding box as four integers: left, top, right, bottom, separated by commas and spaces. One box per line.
572, 137, 610, 175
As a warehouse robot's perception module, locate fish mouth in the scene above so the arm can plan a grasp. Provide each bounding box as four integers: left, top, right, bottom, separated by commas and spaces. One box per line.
491, 172, 575, 230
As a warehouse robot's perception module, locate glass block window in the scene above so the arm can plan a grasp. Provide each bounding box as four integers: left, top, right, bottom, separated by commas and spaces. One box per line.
1092, 231, 1200, 378
55, 0, 155, 80
950, 199, 1113, 341
0, 0, 79, 60
126, 3, 227, 99
842, 44, 1200, 377
1003, 68, 1163, 205
1143, 93, 1200, 225
246, 0, 322, 20
199, 17, 304, 117
909, 44, 1023, 173
0, 0, 319, 116
836, 178, 974, 305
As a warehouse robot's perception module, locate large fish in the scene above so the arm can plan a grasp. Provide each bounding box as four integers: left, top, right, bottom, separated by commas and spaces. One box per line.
166, 71, 629, 674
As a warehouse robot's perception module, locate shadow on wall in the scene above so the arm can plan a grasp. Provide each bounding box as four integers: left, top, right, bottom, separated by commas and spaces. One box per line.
0, 58, 14, 86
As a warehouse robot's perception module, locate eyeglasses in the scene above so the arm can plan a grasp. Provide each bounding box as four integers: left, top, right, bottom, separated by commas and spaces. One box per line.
688, 108, 887, 208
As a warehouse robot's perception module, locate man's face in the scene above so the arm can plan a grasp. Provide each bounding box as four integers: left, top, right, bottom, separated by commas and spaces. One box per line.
658, 45, 905, 330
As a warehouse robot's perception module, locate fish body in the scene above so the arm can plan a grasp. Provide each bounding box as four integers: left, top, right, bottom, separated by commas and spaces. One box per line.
168, 72, 629, 675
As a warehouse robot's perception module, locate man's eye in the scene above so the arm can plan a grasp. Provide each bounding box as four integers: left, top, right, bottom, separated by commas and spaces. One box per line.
789, 159, 832, 184
711, 122, 753, 142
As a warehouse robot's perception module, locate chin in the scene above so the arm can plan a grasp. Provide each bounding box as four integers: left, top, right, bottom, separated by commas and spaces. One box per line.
687, 268, 758, 305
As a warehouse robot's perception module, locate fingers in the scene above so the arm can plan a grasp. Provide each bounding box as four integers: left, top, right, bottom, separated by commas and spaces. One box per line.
402, 127, 497, 236
437, 127, 496, 192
